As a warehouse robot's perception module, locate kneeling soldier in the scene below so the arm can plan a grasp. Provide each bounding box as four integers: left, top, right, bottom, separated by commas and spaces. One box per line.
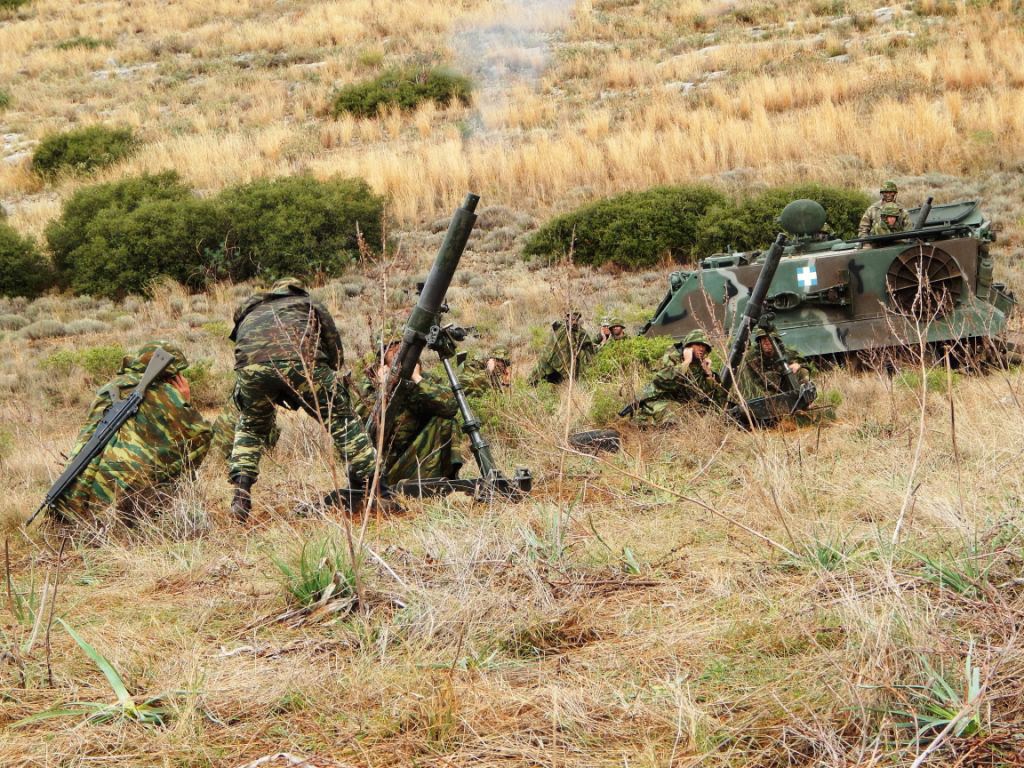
52, 342, 212, 523
631, 329, 725, 426
227, 278, 377, 520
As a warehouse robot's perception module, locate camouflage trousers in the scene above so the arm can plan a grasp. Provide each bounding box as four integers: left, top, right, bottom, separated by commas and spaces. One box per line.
228, 362, 376, 484
383, 416, 464, 485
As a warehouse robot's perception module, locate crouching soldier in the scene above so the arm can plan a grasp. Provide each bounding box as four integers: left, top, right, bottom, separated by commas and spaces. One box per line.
353, 335, 464, 485
460, 346, 513, 395
628, 329, 725, 426
50, 342, 212, 524
734, 327, 811, 403
227, 277, 377, 521
528, 311, 596, 385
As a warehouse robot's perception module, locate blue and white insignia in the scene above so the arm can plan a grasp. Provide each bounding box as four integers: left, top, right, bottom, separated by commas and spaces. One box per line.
797, 264, 818, 290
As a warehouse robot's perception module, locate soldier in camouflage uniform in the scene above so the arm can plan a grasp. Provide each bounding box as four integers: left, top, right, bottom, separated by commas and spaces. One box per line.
209, 400, 280, 460
870, 203, 909, 236
858, 180, 910, 237
52, 342, 212, 523
352, 338, 464, 485
631, 329, 725, 426
596, 316, 627, 347
228, 277, 376, 520
528, 311, 596, 385
733, 328, 811, 403
459, 346, 512, 395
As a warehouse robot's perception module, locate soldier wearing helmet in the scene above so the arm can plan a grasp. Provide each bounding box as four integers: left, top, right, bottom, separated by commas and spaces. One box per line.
51, 341, 212, 524
871, 203, 908, 235
528, 310, 596, 385
596, 315, 628, 346
630, 328, 725, 426
734, 327, 811, 403
858, 180, 910, 237
227, 277, 377, 521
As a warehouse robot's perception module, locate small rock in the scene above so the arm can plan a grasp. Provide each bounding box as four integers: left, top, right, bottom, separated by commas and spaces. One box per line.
3, 150, 30, 165
873, 6, 898, 23
664, 80, 696, 93
704, 70, 727, 81
830, 15, 853, 27
827, 54, 851, 64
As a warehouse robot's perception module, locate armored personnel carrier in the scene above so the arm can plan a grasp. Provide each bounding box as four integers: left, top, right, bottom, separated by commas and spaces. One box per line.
640, 199, 1015, 359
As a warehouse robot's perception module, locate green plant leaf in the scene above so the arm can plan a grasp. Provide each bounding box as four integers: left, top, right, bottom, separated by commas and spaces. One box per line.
57, 618, 135, 709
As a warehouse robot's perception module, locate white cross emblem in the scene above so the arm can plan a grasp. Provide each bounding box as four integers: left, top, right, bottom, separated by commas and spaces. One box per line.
797, 265, 818, 289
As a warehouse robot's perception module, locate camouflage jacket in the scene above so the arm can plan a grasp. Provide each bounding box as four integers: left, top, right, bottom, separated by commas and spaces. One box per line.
352, 367, 462, 482
641, 348, 726, 408
528, 322, 596, 384
858, 201, 910, 237
458, 355, 507, 397
54, 365, 212, 518
231, 284, 343, 370
735, 344, 810, 402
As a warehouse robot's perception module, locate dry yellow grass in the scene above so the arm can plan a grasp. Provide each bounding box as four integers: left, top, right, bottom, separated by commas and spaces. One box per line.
4, 0, 1024, 765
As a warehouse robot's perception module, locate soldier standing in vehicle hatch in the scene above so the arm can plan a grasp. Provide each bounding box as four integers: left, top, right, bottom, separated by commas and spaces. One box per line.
858, 180, 910, 237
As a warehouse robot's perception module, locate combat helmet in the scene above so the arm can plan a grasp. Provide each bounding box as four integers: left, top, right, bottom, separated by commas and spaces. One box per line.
606, 315, 626, 329
880, 180, 898, 193
489, 346, 511, 363
679, 329, 712, 352
121, 341, 189, 377
879, 203, 903, 218
269, 276, 308, 295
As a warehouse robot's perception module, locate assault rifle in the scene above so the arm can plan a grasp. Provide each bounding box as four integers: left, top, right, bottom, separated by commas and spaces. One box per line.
325, 194, 531, 509
720, 234, 816, 427
27, 347, 175, 525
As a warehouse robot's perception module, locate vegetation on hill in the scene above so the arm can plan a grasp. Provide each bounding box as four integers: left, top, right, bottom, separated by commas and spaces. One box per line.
332, 66, 473, 118
31, 125, 137, 177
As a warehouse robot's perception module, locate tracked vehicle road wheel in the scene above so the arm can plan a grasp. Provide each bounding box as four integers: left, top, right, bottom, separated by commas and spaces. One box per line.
886, 244, 964, 319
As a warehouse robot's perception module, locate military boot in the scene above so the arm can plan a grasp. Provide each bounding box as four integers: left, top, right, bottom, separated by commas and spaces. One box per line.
230, 475, 255, 522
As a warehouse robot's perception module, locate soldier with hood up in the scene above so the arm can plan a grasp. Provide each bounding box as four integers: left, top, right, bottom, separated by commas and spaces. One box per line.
631, 329, 726, 425
528, 311, 596, 385
227, 277, 377, 520
51, 341, 212, 522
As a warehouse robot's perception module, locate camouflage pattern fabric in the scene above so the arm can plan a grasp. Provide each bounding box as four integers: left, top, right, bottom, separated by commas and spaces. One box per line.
528, 321, 596, 385
459, 353, 510, 396
632, 348, 726, 426
228, 362, 375, 483
352, 368, 464, 485
209, 398, 280, 460
52, 344, 212, 521
734, 339, 811, 402
231, 278, 343, 371
858, 200, 910, 237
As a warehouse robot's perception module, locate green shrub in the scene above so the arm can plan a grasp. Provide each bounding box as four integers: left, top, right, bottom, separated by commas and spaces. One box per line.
0, 89, 9, 110
220, 175, 384, 280
522, 185, 730, 269
41, 349, 77, 376
62, 196, 227, 299
47, 171, 191, 278
77, 345, 125, 379
56, 36, 104, 50
585, 335, 676, 381
331, 66, 472, 118
31, 125, 137, 177
0, 0, 31, 11
694, 184, 872, 254
0, 222, 55, 298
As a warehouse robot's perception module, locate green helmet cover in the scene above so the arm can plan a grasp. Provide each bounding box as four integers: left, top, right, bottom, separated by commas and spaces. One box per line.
880, 180, 898, 193
122, 341, 189, 376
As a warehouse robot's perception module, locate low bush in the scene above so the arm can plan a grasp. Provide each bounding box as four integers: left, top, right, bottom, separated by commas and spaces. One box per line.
21, 319, 68, 339
522, 185, 730, 269
0, 223, 55, 298
48, 172, 381, 297
524, 183, 871, 269
63, 196, 228, 298
331, 66, 472, 118
0, 89, 9, 110
66, 318, 110, 335
694, 184, 871, 254
56, 36, 104, 50
31, 125, 137, 177
47, 171, 191, 278
585, 336, 676, 381
220, 175, 384, 280
0, 314, 28, 330
0, 0, 31, 11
